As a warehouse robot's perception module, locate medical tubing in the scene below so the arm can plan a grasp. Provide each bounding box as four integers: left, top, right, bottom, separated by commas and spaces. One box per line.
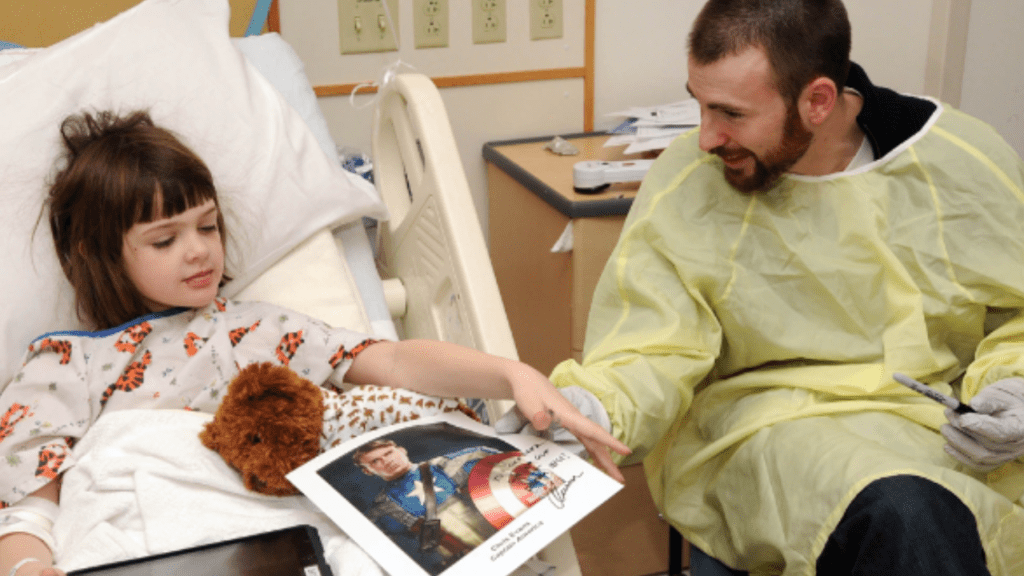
348, 0, 409, 109
7, 558, 43, 576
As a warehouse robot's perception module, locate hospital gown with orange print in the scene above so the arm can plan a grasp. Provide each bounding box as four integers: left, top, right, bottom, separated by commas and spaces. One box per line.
0, 297, 376, 506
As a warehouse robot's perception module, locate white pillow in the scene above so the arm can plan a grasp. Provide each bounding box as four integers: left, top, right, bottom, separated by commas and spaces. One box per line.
232, 34, 338, 163
0, 48, 31, 69
0, 0, 387, 390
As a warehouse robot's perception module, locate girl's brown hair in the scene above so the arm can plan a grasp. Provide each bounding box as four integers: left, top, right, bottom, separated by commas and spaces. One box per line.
46, 110, 230, 330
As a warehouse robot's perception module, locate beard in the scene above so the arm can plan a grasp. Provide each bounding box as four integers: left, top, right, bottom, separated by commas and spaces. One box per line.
711, 103, 813, 194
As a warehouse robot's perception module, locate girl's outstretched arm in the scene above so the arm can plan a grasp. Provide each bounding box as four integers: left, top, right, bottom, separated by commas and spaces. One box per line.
0, 480, 65, 576
345, 340, 630, 482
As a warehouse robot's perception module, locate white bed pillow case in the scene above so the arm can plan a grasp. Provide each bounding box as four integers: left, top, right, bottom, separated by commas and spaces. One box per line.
0, 0, 386, 390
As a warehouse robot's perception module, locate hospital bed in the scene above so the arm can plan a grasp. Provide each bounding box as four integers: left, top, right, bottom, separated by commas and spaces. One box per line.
0, 0, 580, 574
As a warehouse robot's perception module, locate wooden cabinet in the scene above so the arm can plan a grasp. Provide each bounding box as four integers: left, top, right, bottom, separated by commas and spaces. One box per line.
485, 134, 637, 376
485, 134, 685, 576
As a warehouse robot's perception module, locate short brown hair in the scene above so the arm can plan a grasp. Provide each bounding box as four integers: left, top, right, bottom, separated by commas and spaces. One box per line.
353, 439, 399, 467
689, 0, 852, 104
46, 110, 229, 329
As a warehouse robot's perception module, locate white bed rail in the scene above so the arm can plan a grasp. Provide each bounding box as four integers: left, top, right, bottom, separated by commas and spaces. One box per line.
372, 74, 515, 407
372, 74, 583, 576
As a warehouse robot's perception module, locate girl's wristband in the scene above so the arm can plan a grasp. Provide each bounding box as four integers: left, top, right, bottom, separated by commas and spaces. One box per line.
8, 557, 43, 576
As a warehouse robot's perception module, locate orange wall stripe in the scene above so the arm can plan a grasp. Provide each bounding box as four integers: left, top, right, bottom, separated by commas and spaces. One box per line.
268, 0, 281, 33
313, 67, 586, 98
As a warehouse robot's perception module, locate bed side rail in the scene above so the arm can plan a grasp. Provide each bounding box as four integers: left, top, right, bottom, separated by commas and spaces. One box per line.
371, 74, 582, 576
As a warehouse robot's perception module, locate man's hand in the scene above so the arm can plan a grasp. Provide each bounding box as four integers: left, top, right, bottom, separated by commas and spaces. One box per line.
496, 383, 629, 483
941, 377, 1024, 471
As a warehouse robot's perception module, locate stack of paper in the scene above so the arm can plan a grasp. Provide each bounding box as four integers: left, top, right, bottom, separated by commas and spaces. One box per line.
604, 100, 700, 155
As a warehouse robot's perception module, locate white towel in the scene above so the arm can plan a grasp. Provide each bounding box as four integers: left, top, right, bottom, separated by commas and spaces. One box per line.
52, 409, 383, 576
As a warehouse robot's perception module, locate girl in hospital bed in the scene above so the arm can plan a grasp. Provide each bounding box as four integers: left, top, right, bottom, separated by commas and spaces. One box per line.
0, 110, 627, 576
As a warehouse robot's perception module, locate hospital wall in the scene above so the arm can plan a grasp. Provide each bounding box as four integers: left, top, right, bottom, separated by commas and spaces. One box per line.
2, 1, 1018, 241
276, 0, 1020, 243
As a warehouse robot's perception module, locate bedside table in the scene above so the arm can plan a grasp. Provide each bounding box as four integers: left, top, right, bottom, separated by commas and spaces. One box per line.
484, 133, 639, 377
484, 133, 687, 576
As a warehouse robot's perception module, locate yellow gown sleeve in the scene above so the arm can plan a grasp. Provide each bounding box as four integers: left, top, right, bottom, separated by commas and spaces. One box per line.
550, 134, 722, 463
932, 112, 1024, 399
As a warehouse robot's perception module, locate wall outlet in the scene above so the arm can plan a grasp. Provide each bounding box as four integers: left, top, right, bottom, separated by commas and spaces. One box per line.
473, 0, 506, 44
414, 0, 449, 48
530, 0, 563, 40
338, 0, 399, 54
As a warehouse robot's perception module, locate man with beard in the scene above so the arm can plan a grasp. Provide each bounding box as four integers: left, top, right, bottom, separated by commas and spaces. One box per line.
522, 0, 1024, 574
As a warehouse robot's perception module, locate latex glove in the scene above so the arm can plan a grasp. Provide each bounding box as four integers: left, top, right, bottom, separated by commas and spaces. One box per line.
495, 385, 613, 461
941, 377, 1024, 471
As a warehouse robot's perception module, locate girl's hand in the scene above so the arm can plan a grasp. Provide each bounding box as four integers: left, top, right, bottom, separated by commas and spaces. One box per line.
346, 339, 631, 480
502, 363, 631, 483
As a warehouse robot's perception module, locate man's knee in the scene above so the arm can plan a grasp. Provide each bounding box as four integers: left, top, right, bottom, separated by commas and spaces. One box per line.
817, 475, 988, 575
849, 475, 964, 529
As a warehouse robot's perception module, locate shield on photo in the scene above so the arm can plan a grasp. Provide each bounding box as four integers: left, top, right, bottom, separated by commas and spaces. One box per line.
468, 452, 561, 529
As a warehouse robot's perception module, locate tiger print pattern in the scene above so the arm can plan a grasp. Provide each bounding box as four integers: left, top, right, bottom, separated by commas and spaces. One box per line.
0, 404, 33, 443
28, 338, 73, 365
275, 331, 304, 365
320, 385, 480, 450
329, 339, 379, 369
228, 320, 261, 347
114, 322, 153, 353
183, 332, 208, 357
0, 298, 390, 505
35, 443, 69, 480
100, 350, 153, 407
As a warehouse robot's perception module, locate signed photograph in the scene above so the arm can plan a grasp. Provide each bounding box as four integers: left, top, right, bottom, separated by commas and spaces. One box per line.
288, 413, 622, 576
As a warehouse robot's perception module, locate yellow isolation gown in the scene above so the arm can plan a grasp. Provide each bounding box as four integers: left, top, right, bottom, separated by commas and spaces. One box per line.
550, 102, 1024, 575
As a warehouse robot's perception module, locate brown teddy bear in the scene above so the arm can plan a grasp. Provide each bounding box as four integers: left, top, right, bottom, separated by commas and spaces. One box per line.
200, 362, 479, 496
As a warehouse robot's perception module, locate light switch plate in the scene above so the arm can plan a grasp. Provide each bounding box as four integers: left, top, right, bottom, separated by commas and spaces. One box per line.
338, 0, 400, 54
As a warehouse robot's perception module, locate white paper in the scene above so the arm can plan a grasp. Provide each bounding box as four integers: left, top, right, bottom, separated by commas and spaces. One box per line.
288, 413, 622, 576
550, 222, 574, 253
624, 135, 681, 155
606, 100, 700, 125
603, 100, 698, 153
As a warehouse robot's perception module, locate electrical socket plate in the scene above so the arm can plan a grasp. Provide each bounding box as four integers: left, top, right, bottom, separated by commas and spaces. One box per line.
530, 0, 563, 40
338, 0, 399, 54
473, 0, 507, 44
414, 0, 449, 48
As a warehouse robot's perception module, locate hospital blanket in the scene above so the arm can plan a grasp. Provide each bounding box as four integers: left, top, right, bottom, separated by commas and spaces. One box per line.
52, 409, 385, 576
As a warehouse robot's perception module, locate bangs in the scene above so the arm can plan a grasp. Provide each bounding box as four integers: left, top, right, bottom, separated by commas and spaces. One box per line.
136, 179, 218, 224
126, 141, 219, 225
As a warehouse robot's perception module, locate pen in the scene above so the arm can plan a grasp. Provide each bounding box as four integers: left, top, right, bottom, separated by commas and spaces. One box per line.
893, 373, 975, 414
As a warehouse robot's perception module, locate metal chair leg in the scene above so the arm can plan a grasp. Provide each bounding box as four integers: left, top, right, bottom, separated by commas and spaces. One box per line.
669, 525, 685, 575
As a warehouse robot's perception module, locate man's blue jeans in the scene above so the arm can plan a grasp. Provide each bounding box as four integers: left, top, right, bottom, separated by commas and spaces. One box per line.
689, 475, 990, 575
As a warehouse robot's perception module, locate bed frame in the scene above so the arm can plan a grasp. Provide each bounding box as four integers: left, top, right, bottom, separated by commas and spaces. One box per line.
372, 73, 583, 576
